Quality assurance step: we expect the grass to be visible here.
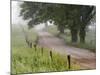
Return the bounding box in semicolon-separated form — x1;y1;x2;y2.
11;25;80;74
47;25;96;52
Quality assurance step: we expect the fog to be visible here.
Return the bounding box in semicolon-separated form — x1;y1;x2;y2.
12;1;49;30
12;1;30;26
12;1;95;31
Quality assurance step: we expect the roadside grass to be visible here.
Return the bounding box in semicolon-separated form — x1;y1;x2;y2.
11;25;80;74
47;25;96;52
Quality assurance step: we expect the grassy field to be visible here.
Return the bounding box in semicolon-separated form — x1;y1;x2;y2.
47;25;96;52
11;25;79;74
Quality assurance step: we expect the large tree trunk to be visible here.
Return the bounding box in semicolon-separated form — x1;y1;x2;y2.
79;25;86;43
58;25;64;34
59;27;64;34
70;28;78;43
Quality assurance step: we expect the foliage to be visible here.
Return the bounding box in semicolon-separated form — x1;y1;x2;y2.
11;25;80;74
47;25;96;52
20;1;96;43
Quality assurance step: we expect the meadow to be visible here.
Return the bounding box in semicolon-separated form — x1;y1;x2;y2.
11;25;79;74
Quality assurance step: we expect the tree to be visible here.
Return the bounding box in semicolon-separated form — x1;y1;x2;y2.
19;2;80;43
79;6;96;43
20;2;45;29
20;2;95;43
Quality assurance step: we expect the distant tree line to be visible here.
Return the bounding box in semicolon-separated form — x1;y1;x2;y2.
20;1;96;43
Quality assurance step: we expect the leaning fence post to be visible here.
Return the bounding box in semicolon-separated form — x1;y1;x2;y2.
41;47;43;55
34;44;37;51
50;50;52;60
67;55;71;69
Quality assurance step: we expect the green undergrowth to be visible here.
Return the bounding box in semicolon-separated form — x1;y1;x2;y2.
11;25;80;74
12;46;80;74
47;25;96;52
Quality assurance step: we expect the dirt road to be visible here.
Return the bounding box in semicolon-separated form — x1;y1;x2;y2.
37;29;96;70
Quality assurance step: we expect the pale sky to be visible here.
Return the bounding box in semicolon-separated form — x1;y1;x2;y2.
11;1;53;30
12;1;28;25
11;1;45;30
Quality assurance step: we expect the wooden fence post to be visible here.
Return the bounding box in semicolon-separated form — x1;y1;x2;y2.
41;47;43;55
67;55;71;69
50;51;52;60
34;44;37;51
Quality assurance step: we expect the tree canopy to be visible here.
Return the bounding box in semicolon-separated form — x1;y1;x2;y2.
20;1;96;43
